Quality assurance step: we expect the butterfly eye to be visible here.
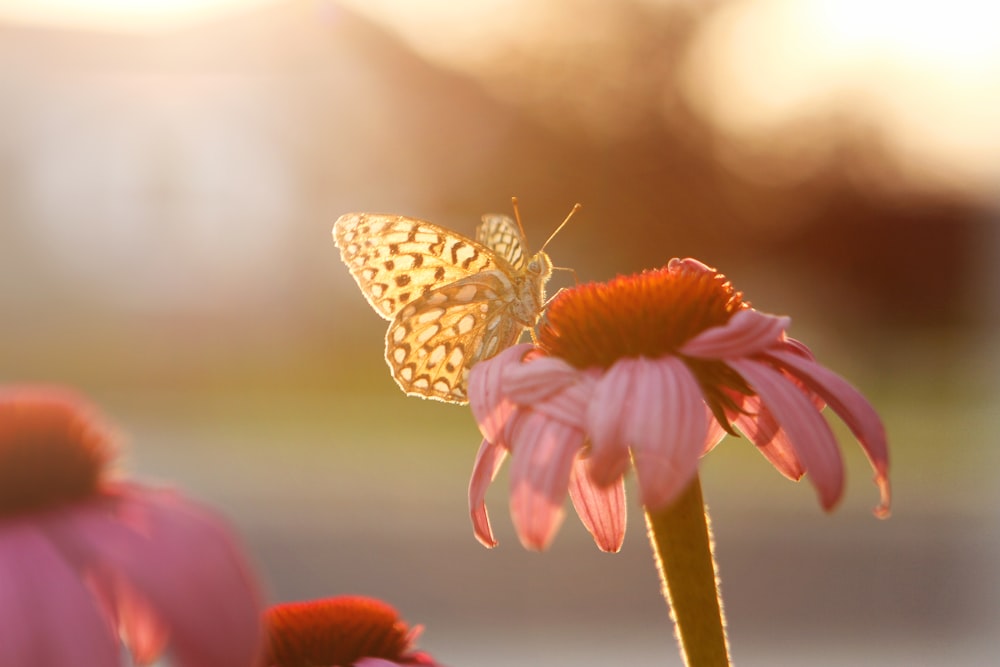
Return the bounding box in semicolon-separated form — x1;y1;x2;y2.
528;259;540;273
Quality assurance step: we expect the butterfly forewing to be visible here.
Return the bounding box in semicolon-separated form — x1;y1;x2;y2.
332;209;554;405
334;213;500;319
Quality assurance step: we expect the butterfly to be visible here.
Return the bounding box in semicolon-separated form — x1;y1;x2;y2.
332;199;578;404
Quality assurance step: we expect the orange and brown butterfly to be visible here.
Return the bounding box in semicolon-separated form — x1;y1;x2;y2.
332;199;578;404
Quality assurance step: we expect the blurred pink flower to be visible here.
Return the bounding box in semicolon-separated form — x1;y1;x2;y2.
0;386;262;666
263;595;443;667
469;258;891;551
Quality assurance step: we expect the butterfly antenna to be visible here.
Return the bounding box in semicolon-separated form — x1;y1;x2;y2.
540;203;582;253
511;196;528;239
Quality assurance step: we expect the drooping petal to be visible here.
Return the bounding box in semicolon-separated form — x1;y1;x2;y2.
731;391;777;445
703;402;729;454
748;429;806;482
567;455;626;552
46;486;263;667
729;359;844;510
778;335;816;360
468;438;508;548
508;412;584;551
626;357;710;510
765;348;891;517
468;344;532;447
0;520;119;667
681;309;790;358
771;339;827;413
715;386;804;478
731;393;805;480
585;359;641;486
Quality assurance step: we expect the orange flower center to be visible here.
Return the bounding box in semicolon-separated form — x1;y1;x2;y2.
539;260;747;368
264;596;413;667
538;260;752;428
0;387;112;518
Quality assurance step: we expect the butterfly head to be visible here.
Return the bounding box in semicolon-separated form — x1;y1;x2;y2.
527;250;553;280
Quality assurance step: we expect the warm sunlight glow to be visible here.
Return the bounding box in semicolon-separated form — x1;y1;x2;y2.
334;0;530;65
681;0;1000;192
0;0;280;31
332;0;684;142
333;0;1000;195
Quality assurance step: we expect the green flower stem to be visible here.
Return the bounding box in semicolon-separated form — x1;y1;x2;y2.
644;474;730;666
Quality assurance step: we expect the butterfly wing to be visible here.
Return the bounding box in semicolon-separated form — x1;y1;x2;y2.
385;272;527;403
477;214;526;270
334;212;501;319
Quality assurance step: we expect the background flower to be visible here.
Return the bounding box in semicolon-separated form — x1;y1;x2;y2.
0;385;262;666
263;595;443;667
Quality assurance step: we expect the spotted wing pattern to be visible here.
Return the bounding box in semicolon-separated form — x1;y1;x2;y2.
476;214;525;270
333;211;551;404
384;273;525;403
334;213;500;319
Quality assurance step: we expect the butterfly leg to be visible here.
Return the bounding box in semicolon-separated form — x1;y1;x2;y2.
543;285;573;309
551;265;579;286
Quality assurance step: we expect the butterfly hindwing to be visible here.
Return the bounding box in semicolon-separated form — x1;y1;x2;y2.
384;273;525;403
477;214;526;270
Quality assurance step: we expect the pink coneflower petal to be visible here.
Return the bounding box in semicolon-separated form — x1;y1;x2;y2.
46;485;262;666
765;348;891;517
585;360;641;486
680;309;789;358
668;256;715;274
730;394;806;480
567;457;626;552
729;393;777;445
0;522;119;667
502;355;581;404
586;357;710;508
703;405;729;454
511;366;595;430
469;438;508;548
752;429;806;481
626;357;710;510
729;359;844;510
508;412;582;550
468;344;532;447
780;336;817;360
100;580;169;666
770;340;827;413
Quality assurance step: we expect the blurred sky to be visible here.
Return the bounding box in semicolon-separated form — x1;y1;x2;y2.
1;1;998;665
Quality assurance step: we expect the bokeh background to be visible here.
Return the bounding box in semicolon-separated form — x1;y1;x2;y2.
2;1;998;664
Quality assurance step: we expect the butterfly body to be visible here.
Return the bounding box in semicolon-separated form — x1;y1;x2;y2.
333;211;553;404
